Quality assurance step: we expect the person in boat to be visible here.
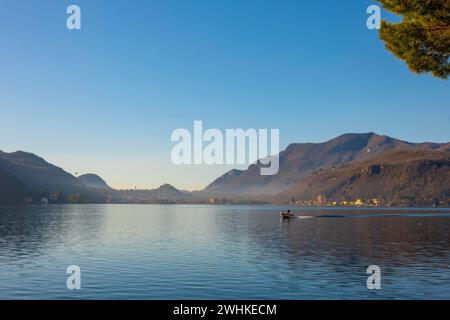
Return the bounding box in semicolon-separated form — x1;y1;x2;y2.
280;209;294;218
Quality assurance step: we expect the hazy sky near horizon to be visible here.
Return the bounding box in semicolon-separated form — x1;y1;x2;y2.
1;0;449;190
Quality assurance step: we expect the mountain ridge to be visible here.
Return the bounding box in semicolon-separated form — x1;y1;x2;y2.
0;150;85;194
276;149;450;206
77;174;112;190
203;132;449;196
0;132;449;206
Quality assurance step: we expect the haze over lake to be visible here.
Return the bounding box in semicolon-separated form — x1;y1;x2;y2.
0;204;449;299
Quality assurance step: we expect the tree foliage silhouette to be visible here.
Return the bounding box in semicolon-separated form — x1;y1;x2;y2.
378;0;450;79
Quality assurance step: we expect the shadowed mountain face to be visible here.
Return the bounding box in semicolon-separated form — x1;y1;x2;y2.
0;149;196;203
0;150;84;194
77;174;111;190
0;169;29;204
203;133;448;196
277;150;450;206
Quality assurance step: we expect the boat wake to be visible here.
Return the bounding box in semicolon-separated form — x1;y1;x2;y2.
291;213;450;220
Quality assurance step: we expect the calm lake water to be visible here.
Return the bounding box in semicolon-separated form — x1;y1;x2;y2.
0;204;449;299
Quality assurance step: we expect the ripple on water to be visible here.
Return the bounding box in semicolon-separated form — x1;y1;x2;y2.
0;204;449;299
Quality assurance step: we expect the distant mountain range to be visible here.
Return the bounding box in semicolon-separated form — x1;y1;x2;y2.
0;133;449;206
276;149;450;206
77;174;111;190
204;132;449;197
115;183;199;204
0;150;85;194
0;150;201;204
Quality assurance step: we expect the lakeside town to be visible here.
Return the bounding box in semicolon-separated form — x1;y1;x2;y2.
24;189;450;208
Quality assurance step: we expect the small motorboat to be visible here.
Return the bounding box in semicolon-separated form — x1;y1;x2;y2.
280;211;295;219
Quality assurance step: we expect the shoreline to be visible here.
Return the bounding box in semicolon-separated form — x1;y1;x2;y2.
2;203;450;211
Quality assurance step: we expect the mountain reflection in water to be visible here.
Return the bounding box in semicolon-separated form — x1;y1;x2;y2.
0;205;449;299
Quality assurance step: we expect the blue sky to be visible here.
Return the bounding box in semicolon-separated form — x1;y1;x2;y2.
0;0;449;190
